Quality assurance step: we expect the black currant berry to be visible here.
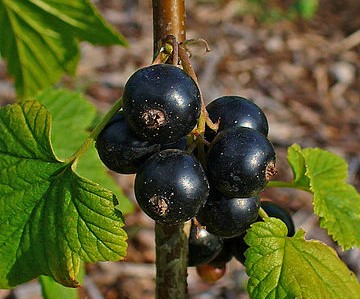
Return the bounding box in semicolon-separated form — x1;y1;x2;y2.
188;220;224;267
122;64;201;144
227;234;248;265
160;136;187;151
96;112;161;174
207;242;233;269
134;149;209;225
261;201;295;237
206;95;268;141
207;126;276;198
197;192;260;238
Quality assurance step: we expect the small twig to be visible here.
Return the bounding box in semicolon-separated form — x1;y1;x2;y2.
178;45;218;134
181;38;211;56
331;29;360;53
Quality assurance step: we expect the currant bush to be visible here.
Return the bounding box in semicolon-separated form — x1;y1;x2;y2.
95;62;279;284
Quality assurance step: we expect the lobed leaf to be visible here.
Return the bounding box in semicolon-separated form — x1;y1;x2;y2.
0;100;127;288
0;0;127;98
245;217;360;299
36;88;133;214
286;144;360;249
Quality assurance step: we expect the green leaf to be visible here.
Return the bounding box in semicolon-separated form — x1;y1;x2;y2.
245;217;360;299
36;88;134;214
293;0;318;19
286;144;310;189
36;88;97;159
286;144;360;249
39;265;85;299
0;100;127;288
39;276;78;299
0;0;127;98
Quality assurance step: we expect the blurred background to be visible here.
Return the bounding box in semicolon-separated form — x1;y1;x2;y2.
0;0;359;298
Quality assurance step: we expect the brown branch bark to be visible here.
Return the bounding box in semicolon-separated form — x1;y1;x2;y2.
155;222;190;299
152;1;190;299
152;0;186;55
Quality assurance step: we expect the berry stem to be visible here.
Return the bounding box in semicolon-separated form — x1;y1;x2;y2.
267;180;310;192
178;45;216;167
258;207;269;219
65;98;123;167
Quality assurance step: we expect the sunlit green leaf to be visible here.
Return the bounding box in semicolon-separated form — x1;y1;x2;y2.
245;217;360;299
286;144;360;249
0;100;127;288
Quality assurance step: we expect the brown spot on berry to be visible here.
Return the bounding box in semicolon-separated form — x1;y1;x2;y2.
142;108;166;129
149;195;169;217
265;161;277;181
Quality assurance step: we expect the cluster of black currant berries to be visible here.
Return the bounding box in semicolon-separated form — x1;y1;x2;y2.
96;63;295;282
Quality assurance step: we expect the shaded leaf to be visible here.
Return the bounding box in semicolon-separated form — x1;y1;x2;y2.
0;0;127;98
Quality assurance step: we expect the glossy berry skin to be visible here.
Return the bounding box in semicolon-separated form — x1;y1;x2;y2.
206;96;269;141
96;113;161;174
261;201;295;237
197;192;260;238
122;64;201;144
134;149;209;225
196;264;226;283
207;126;276;198
188;220;224;267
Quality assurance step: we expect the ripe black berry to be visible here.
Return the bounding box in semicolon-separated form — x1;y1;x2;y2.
134;149;209;225
206;96;268;140
207;243;233;268
188;220;224;267
96;112;161;174
227;234;248;265
197;192;260;238
160;136;187;151
122;64;201;144
207;126;276;198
